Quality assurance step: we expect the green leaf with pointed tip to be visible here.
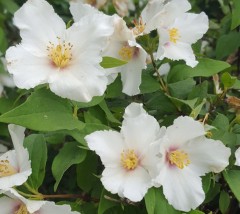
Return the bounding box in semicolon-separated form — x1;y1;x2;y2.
219;191;230;214
221;72;237;90
0;88;85;131
52;142;87;191
100;57;127;68
223;170;240;201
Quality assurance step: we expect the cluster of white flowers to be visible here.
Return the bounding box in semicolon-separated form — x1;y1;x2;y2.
6;0;208;102
0;125;78;213
85;103;231;212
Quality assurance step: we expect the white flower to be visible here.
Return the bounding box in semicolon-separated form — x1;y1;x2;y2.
85;103;165;202
156;12;209;67
113;0;135;17
153;63;170;76
0;124;31;190
6;0;114;102
154;116;231;212
103;16;148;96
70;0;107;9
0;188;79;214
235;147;240;166
133;0;191;36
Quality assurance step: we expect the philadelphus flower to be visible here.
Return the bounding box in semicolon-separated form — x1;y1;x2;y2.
70;0;107;9
0;188;79;214
85;103;165;202
103;16;148;96
70;2;147;96
133;0;191;36
156;11;209;67
154;116;231;211
6;0;114;102
0;124;31;190
113;0;135;17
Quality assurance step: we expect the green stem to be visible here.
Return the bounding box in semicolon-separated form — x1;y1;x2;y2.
24;183;40;195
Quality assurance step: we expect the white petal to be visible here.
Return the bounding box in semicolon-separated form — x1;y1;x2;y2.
121;103;162;151
85;130;125;167
13;0;65;52
121;45;147;96
176;12;209;44
39;201;79;214
165;116;206;147
235;147;240;166
157;63;170;76
185;138;230;175
0;196;17;213
156;166;205;212
6;45;54;89
157;40;198;67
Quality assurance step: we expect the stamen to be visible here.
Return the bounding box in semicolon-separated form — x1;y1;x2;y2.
118;45;135;61
168;28;180;43
121;149;139;170
47;37;73;68
168;150;190;169
133;17;145;35
15;204;29;214
0;159;17;177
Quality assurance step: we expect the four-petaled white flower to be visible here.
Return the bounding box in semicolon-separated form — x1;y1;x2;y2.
154;116;231;212
85;103;165;202
0;188;79;214
0;124;31;190
156;12;209;67
6;0;114;102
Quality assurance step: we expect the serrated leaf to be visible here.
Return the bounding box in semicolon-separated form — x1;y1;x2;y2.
0;88;85;131
100;57;127;68
52;142;87;191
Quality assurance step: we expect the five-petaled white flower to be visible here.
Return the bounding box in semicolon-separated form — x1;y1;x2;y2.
6;0;114;102
0;188;79;214
154;116;230;212
156;12;209;67
85;103;165;202
0;124;31;190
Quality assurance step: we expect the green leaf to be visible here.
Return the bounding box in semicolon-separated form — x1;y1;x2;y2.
221;72;237;90
100;57;127;68
0;88;85;131
52;142;87;191
99;100;121;124
98;189;118;214
216;32;240;59
212;114;229;131
24;134;47;190
231;0;240;29
188;211;205;214
168;78;196;99
0;27;8;53
168;59;230;83
166;95;198;110
74;95;105;109
223;170;240;201
140;71;160;94
144;188;180;214
0;0;19;14
219;191;230;214
190;99;206;119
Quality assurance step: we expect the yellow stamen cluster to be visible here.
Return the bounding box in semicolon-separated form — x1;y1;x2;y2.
47;37;73;68
0;159;17;177
133;17;145;35
169;28;180;43
118;45;135;61
168;150;190;169
15;204;29;214
121;149;139;170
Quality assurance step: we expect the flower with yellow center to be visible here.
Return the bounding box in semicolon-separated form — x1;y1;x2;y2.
85;103;164;202
0;124;31;190
6;0;114;102
118;45;135;61
0;188;79;214
154;116;231;212
168;28;180;44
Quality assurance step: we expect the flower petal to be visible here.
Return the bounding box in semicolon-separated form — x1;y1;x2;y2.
85;130;125;167
39;201;79;214
0;196;18;213
156;166;205;212
13;0;65;52
235;147;240;166
165;116;205;146
185;138;230;176
6;45;54;89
